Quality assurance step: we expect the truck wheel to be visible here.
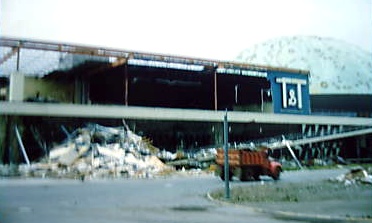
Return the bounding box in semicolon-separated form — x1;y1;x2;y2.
239;168;249;181
272;167;281;180
253;174;260;181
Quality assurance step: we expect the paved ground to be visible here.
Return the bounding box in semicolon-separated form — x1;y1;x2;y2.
0;169;369;223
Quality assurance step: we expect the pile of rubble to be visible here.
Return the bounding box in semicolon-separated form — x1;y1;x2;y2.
329;166;372;186
158;148;217;170
16;123;173;180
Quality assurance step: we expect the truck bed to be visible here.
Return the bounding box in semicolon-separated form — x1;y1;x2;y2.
215;148;282;181
216;149;270;167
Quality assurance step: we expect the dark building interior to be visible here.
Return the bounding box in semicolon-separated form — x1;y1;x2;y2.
311;94;372;117
88;64;271;111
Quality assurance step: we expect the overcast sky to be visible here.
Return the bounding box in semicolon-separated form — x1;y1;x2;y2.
2;0;371;60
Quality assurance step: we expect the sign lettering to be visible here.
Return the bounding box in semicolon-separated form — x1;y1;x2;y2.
275;77;307;110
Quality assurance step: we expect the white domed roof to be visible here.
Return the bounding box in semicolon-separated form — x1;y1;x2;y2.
236;36;372;95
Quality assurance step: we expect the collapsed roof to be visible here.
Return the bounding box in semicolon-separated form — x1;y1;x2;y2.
0;37;309;78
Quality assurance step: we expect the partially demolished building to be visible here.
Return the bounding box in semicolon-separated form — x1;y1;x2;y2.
1;37;371;173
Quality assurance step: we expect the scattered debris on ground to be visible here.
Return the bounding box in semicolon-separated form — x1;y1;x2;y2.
329;166;372;185
210;168;372;219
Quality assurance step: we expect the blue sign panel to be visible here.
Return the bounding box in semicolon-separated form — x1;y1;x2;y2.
267;71;311;115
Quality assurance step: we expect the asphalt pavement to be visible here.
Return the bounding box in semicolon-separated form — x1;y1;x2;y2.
0;169;359;223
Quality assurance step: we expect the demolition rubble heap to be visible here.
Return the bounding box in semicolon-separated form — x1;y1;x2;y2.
329;166;372;186
18;124;173;179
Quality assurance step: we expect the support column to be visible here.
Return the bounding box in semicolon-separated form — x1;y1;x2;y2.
356;136;361;159
315;124;319;136
9;72;24;102
124;64;129;106
74;78;82;104
302;124;306;136
214;69;218;111
0;116;7;164
4;116;23;164
212;123;223;146
327;125;332;135
319;125;325;136
81;78;88;104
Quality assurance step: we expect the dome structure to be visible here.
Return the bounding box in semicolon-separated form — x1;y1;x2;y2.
236;36;372;95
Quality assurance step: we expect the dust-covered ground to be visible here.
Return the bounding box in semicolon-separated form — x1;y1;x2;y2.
210;167;372;220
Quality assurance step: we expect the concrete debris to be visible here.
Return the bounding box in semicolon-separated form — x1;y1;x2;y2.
329;167;372;186
0;164;20;177
14;123;173;179
157;150;178;162
165;148;217;170
281;156;347;169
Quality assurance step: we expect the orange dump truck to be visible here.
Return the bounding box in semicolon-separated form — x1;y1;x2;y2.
216;148;282;181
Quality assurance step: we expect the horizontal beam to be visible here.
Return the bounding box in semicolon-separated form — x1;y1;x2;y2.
1;102;372;126
292;128;372;146
269;128;372;149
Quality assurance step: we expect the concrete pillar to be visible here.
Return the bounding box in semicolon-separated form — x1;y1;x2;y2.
315;124;319;136
335;142;341;157
306;125;313;137
74;78;87;104
327;125;332;135
323;145;328;160
356;137;361;159
332;125;337;134
302;124;306;136
4;117;23;164
319;125;325;136
5;72;25;163
213;70;218;111
9;72;24;101
359;135;367;148
0;116;7;164
212;123;224;146
124;64;129;106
